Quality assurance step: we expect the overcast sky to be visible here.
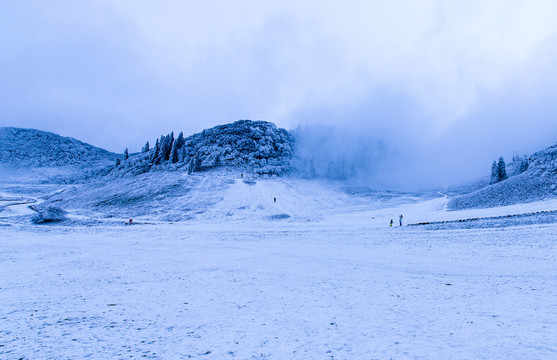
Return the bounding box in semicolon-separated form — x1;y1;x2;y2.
2;0;557;187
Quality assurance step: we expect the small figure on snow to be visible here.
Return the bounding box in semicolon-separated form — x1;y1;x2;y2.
390;219;393;227
399;215;403;226
274;197;276;203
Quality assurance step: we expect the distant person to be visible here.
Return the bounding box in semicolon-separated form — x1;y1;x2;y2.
390;219;393;227
274;197;276;203
399;215;403;226
241;173;243;178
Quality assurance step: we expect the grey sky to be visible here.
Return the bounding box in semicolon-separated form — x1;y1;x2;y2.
1;0;557;187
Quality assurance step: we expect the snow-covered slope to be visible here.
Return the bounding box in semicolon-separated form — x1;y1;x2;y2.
40;169;393;223
448;142;557;210
0;127;116;169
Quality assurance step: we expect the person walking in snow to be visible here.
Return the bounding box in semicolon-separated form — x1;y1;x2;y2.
390;219;393;227
399;214;403;226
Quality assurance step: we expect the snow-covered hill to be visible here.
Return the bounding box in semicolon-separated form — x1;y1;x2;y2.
116;120;293;176
448;142;557;210
0;127;117;169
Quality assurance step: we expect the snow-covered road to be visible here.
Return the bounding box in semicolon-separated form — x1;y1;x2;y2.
1;221;556;359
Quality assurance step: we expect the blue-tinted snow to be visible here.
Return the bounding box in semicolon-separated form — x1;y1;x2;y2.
448;143;557;210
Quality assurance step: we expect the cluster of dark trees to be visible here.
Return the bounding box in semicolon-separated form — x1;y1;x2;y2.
490;155;529;184
490;157;508;184
149;131;185;165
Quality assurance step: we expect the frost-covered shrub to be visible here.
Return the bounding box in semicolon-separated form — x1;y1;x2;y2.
31;205;67;223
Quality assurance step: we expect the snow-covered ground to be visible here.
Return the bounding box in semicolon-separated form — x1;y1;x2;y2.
1;178;557;359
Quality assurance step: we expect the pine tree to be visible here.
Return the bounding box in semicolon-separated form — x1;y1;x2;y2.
170;139;178;164
151;138;160;163
161;133;174;161
142;141;150;153
490;161;498;184
159;135;167;162
187;152;202;174
124;148;129;160
176;131;185;149
497;156;508;182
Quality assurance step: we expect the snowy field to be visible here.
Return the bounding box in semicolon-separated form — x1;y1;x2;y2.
1;180;557;359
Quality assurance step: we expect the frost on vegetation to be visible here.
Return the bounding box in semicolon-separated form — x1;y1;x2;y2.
116;120;294;176
0;127;116;169
449;143;557;210
31;204;67;224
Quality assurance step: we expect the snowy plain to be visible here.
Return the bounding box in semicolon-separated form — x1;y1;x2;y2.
1;175;557;359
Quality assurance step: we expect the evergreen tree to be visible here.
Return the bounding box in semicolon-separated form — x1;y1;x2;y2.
176;131;185;149
490;161;498;184
159;135;167;162
142;141;150;153
497;156;508;182
170;139;178;164
124;148;129;160
161;133;174;161
187;152;202;174
151;138;160;163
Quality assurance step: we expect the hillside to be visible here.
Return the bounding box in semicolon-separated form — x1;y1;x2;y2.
448;142;557;210
0;127;116;169
38;169;386;223
116;120;293;176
